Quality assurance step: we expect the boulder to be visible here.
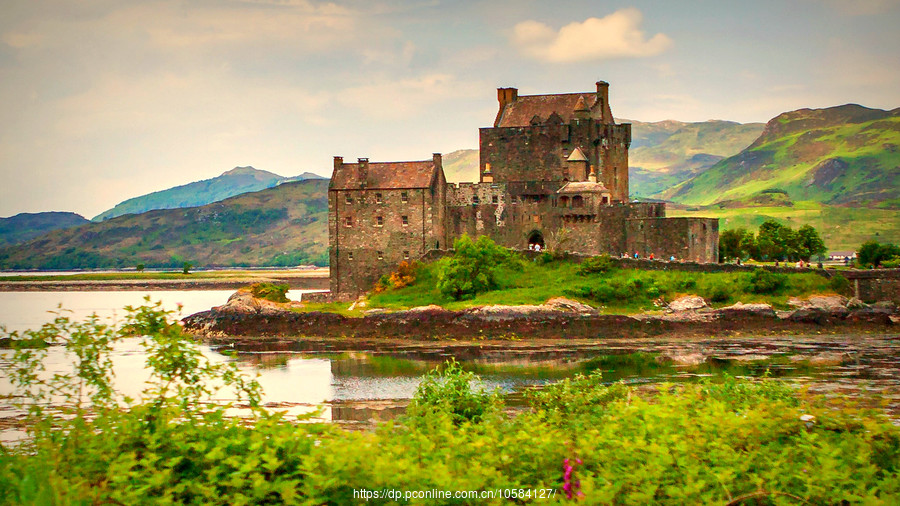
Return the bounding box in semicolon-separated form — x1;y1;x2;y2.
657;351;706;366
543;297;595;313
217;290;288;315
787;295;849;311
718;301;776;316
667;295;708;312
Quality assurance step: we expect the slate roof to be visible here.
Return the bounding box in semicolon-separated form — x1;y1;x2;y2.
330;160;438;190
567;147;588;162
496;93;601;128
557;181;610;194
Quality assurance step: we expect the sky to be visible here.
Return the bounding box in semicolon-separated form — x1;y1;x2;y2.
1;0;898;219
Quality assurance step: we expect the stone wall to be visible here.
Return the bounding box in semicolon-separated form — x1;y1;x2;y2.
625;217;719;263
478;120;631;202
329;186;445;299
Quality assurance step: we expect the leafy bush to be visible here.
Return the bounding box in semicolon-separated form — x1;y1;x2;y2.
884;257;900;268
749;268;786;294
2;311;899;505
829;273;852;295
249;282;290;303
858;240;900;267
407;359;499;424
437;235;519;300
374;261;418;293
707;282;733;303
578;254;616;275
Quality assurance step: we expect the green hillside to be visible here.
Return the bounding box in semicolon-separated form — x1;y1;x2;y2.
0;179;329;270
0;212;89;246
660;105;900;207
93;166;324;222
442;149;479;182
626;119;764;197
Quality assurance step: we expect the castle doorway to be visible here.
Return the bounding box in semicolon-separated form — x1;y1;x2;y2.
527;230;544;250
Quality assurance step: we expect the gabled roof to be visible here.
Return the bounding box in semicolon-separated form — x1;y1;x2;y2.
496;93;600;127
330;160;438;190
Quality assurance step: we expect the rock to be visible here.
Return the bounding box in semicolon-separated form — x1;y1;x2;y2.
871;301;898;312
405;304;446;313
363;308;386;315
657;351;706;366
667;295;708;312
465;304;555;321
718;301;776;316
217;290;288;315
788;295;849;311
543;297;595;313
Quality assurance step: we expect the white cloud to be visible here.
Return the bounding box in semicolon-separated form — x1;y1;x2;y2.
511;8;672;63
337;73;482;120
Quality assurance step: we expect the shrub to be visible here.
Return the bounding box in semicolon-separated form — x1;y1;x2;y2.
373;261;419;293
708;283;732;303
250;282;290;303
578;254;616;275
829;273;852;295
883;257;900;269
749;268;786;294
437;235;518;300
407;359;499;424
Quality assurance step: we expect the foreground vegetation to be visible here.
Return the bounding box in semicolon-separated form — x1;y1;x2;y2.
1;306;898;504
354;237;839;313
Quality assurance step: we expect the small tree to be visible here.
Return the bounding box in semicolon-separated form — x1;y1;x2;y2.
756;220;798;261
182;262;193;274
795;225;827;261
135;263;145;272
857;240;900;267
719;228;754;262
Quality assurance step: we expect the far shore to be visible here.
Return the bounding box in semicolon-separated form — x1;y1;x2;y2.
0;268;329;292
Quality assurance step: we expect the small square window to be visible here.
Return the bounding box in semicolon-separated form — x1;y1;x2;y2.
401;215;408;226
492;195;499;204
473;196;480;205
375;216;384;227
375;193;383;204
345;194;353;205
403;250;410;260
343;216;352;227
377;251;384;260
400;192;408;203
348;252;353;260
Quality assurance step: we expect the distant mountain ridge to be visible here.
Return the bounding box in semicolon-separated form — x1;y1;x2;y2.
623;119;765;197
0;212;89;247
92;166;325;221
659;104;900;207
0;180;329;270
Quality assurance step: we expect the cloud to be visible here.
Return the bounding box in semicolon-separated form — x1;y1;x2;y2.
337;73;483;120
511;8;672;63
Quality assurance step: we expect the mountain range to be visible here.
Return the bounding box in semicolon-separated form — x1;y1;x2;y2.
659;104;900;207
1;104;897;267
0;180;328;270
92;166;324;222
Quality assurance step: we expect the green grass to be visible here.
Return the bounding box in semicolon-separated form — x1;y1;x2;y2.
362;255;834;313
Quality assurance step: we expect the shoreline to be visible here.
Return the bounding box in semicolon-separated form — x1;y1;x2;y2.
0;269;329;292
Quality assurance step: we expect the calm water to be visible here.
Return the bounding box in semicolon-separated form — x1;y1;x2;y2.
2;290;899;440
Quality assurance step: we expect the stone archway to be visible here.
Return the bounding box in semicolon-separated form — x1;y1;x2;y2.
527;230;545;250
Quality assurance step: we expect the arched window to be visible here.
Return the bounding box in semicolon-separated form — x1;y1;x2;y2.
572;195;584;208
560;196;570;207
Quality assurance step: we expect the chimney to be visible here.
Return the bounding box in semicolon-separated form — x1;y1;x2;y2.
497;87;518;108
357;157;368;188
333;156;343;171
432;152;442;169
596;81;610;124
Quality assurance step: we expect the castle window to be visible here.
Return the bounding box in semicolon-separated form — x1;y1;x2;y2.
348;252;353;261
560;196;570;208
375;193;383;204
400;192;408;203
602;196;609;205
403;250;410;260
401;215;409;226
473;195;480;205
343;216;352;227
377;251;384;260
345;194;353;205
573;195;584;208
492;195;499;204
375;216;384;227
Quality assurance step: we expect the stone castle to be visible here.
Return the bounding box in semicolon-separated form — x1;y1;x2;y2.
328;81;719;298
